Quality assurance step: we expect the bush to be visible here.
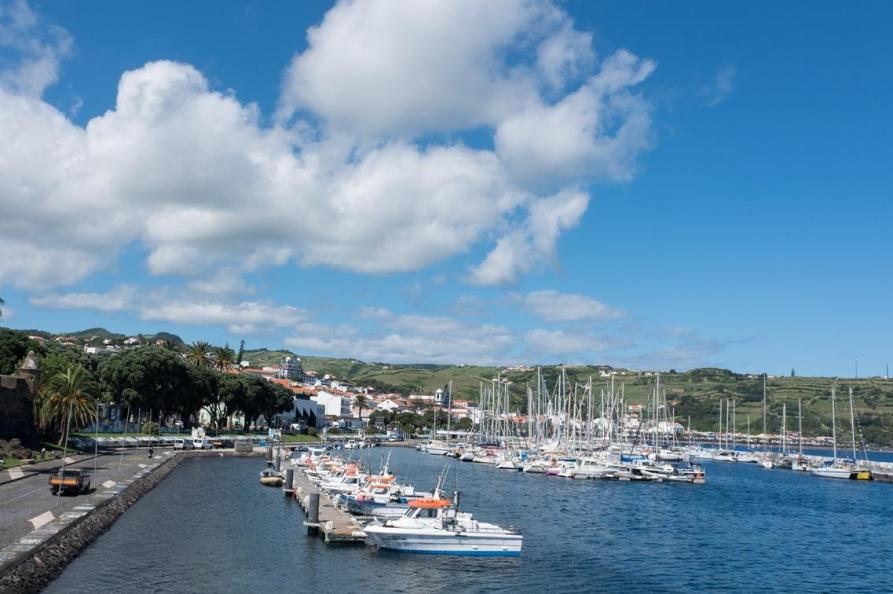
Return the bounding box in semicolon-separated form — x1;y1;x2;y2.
141;421;160;436
306;427;318;437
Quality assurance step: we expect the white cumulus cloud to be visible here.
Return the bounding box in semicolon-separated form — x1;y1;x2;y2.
285;308;516;365
523;290;625;321
0;0;655;292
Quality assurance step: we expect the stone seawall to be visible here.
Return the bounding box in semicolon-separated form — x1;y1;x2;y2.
0;450;262;594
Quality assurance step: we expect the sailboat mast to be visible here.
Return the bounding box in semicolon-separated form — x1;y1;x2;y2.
726;398;732;449
848;387;857;462
446;380;452;449
798;399;803;456
732;399;737;452
762;374;767;436
830;386;838;464
718;398;723;450
654;373;660;448
782;403;787;455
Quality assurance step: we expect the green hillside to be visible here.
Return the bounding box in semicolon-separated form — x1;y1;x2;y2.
10;326;889;445
288;356;893;445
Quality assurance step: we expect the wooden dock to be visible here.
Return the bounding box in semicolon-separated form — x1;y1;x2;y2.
291;469;367;544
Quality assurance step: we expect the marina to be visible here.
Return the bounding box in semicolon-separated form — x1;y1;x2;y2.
40;447;893;593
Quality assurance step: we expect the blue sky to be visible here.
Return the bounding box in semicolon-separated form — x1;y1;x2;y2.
1;0;890;376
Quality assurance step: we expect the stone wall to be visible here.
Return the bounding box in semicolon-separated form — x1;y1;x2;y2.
0;375;36;445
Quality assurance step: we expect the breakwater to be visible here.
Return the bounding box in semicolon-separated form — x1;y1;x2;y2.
0;450;261;594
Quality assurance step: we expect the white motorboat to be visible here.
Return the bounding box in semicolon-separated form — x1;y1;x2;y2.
364;498;523;556
424;440;451;456
495;455;520;470
569;457;612;479
651;448;686;463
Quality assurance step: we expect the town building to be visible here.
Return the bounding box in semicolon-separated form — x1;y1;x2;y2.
278;356;304;381
312;389;353;418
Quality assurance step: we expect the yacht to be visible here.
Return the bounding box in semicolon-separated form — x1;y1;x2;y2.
364;497;523;556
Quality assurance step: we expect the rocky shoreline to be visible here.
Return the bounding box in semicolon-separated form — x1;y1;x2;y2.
0;450;262;594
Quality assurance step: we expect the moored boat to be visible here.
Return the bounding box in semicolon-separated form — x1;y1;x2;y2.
260;469;284;487
364;497;523;556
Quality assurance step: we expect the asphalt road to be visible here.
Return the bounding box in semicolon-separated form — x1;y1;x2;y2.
0;449;167;551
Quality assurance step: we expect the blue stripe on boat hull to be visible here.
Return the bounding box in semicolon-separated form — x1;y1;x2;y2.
380;549;521;557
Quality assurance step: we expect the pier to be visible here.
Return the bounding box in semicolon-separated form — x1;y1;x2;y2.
290;469;366;544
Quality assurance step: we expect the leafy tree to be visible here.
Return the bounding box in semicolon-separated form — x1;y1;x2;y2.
185;365;219;428
261;383;294;429
233;377;294;431
230;376;271;431
186;341;212;367
36;365;99;445
368;409;394;428
0;296;4;318
236;339;245;366
100;346;195;425
160;338;181;352
205;373;246;431
0;328;38;375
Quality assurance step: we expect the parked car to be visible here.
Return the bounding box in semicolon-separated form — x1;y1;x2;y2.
49;468;91;495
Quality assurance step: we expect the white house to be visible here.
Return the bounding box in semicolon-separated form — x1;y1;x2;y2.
312;390;353;417
376;399;402;413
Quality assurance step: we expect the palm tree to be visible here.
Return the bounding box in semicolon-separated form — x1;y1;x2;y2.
0;296;4;319
212;344;236;372
354;394;368;424
160;338;180;351
37;365;99;445
186;341;212;367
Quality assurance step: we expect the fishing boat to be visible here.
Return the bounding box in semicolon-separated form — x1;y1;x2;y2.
364;496;523;556
343;483;434;519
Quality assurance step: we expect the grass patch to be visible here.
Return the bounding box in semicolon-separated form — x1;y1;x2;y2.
281;434;322;443
1;458;32;468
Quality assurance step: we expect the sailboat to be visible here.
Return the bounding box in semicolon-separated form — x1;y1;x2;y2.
791;399;810;471
810;387;872;480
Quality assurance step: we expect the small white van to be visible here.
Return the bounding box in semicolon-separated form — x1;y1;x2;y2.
173;438;193;450
192;438;212;450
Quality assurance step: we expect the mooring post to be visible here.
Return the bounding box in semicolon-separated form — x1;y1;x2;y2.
274;451;281;471
265;444;273;463
284;468;294;492
307;492;320;536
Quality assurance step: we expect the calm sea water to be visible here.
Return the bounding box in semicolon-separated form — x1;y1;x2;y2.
44;448;893;593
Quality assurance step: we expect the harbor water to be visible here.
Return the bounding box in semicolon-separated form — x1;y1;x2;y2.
44;448;893;593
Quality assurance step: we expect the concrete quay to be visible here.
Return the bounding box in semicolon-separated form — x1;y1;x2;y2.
290;467;367;545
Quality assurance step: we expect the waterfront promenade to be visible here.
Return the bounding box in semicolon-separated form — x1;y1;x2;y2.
0;449;168;563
